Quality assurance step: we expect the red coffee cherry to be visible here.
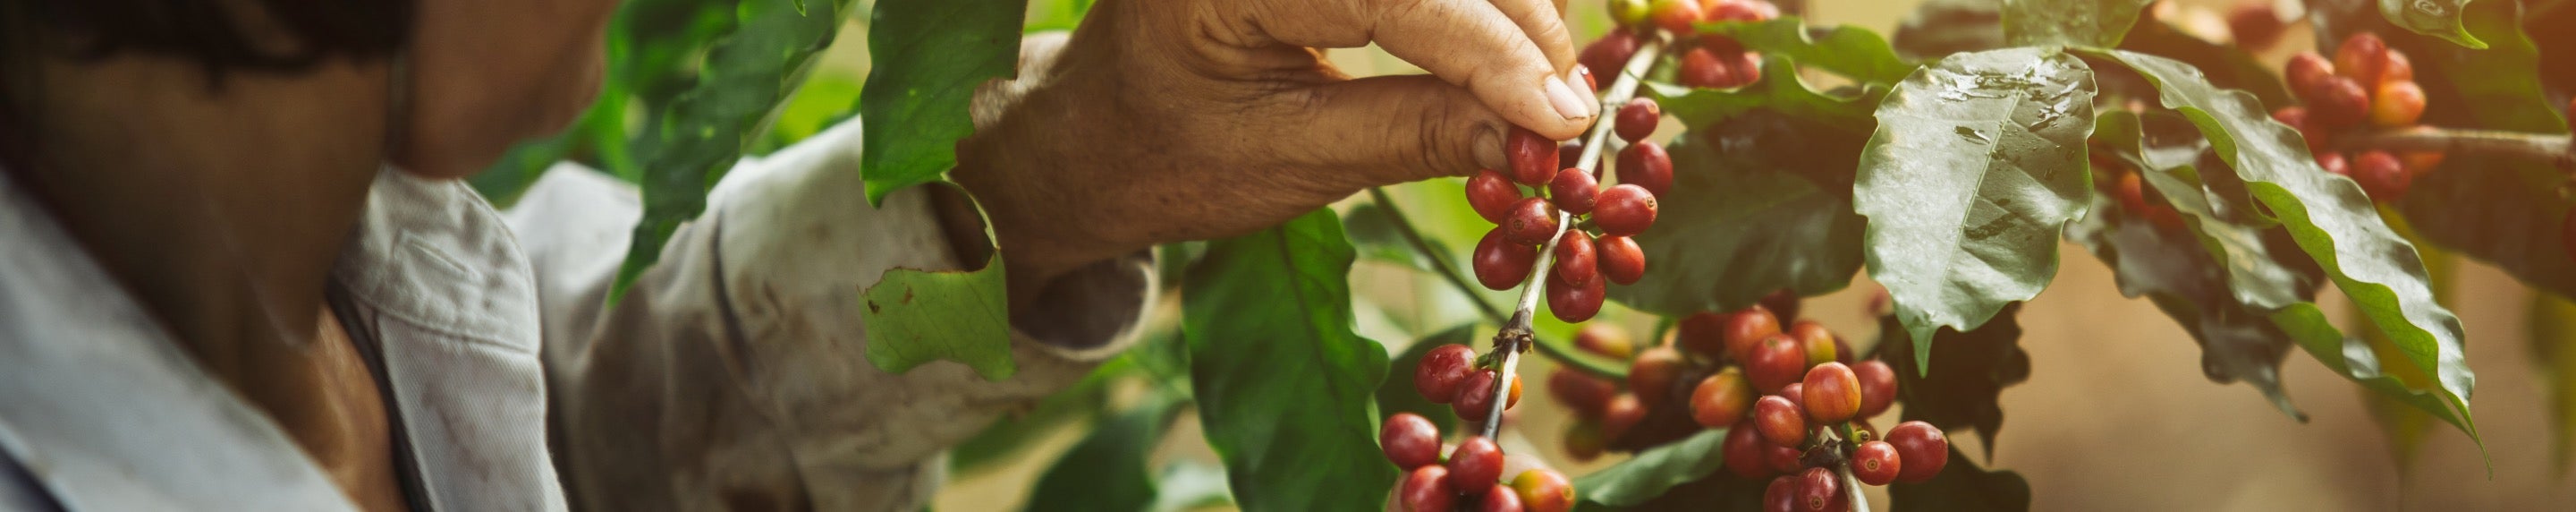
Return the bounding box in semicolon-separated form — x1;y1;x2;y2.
1707;0;1775;21
1573;324;1637;359
1775;383;1803;411
1602;393;1648;440
1886;421;1950;483
1852;440;1902;486
1467;170;1524;224
2334;32;2390;86
1381;413;1443;469
1759;288;1802;324
2402;151;2445;175
1474;229;1538;291
2384;51;2414;82
1416;344;1477;404
1752;395;1806;447
1677;47;1733;89
1546;269;1607;322
1400;465;1455;512
1550;168;1600;215
2316;151;2351;176
1747;334;1808;393
1617;141;1674;197
1553;232;1598;288
1548;367;1619;417
1559;141;1587;171
1453;370;1525;421
1594;184;1659;236
1690;367;1757;428
1504;197;1562;245
1676;311;1729;358
2370;80;2427;127
1448;436;1506;491
1789;320;1837;366
1512;469;1576;512
2353;150;2410;202
1580;30;1642;82
1724;421;1773;479
1649;0;1705;35
2285;52;2335;100
2273;107;2332;153
1508;127;1561;185
1726;51;1763;87
1852;359;1898;419
1562;420;1607;462
1798;467;1840;512
2309;76;2371;128
1615;98;1662;142
1596;235;1647;285
1479;483;1524;512
1722;308;1784;363
1628;346;1688;406
1801;362;1862;424
1762;475;1799;512
2227;2;2284;48
1765;441;1804;474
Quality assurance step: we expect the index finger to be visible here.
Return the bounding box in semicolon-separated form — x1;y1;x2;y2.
1231;0;1598;140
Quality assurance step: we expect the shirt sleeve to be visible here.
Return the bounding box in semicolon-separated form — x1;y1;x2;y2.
503;119;1154;512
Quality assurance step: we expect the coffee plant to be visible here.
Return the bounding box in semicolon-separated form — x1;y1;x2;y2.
469;0;2576;508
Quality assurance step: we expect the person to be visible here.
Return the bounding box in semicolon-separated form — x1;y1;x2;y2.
0;0;1596;509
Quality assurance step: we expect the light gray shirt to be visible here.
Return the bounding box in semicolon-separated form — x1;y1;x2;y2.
0;121;1151;511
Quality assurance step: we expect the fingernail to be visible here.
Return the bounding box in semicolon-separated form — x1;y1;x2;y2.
1473;126;1507;171
1545;75;1589;121
1570;69;1600;117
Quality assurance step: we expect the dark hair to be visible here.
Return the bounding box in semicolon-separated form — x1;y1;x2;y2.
13;0;415;73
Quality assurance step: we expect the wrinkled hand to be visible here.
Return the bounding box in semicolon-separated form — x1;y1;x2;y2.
953;0;1595;298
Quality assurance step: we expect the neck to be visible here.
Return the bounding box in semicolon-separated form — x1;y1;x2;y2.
9;53;391;389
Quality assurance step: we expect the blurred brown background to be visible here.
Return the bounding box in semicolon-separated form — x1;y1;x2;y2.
926;0;2576;509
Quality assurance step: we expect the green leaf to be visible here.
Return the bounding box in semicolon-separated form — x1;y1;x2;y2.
1572;429;1733;508
2529;292;2576;473
1647;58;1880;132
2114;19;2295;109
2380;0;2486;48
1606;134;1865;315
2087;49;2479;441
1024;393;1185;512
1854;47;2097;367
614;0;858;301
1693;17;1917;86
860;0;1028;204
861;249;1016;380
1343;201;1455;275
1873;309;2029;456
1891;0;2006;60
2000;0;2151;47
2387;0;2575;301
1885;446;2032;512
2065;190;2312;421
2344;207;2469;469
1182;209;1396;511
2272;303;2474;439
1377;325;1474;434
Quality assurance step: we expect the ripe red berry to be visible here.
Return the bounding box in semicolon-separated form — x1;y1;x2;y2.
1690;367;1756;428
2384;50;2414;82
2370;80;2427;127
1759;289;1802;324
1400;465;1455;512
1677;47;1733;89
1676;311;1729;359
1722;308;1784;363
2334;32;2391;87
2227;2;2284;48
1558;141;1586;171
1798;467;1840;512
1448;436;1506;491
1548;367;1619;417
1602;393;1648;440
1593;184;1659;236
1573;323;1637;359
1616;141;1674;197
1417;344;1477;404
1886;421;1950;483
1627;346;1687;406
1707;0;1775;21
1852;440;1902;486
1596;235;1648;285
1479;483;1524;512
1789;320;1837;365
2285;52;2336;101
2309;76;2371;128
1727;51;1763;87
1852;359;1897;419
2316;151;2351;176
1453;370;1524;420
1504;197;1562;245
1580;30;1643;83
1801;363;1862;424
1546;269;1606;322
1747;334;1807;393
1763;475;1799;512
1549;168;1599;215
1776;383;1803;408
2273;107;2332;153
1474;228;1538;291
1381;413;1443;469
1467;170;1523;224
2353;150;2410;202
1765;441;1804;474
1649;0;1704;35
1752;395;1806;447
1724;422;1772;479
1554;231;1598;286
1508;127;1560;185
1615;98;1661;142
1512;469;1576;512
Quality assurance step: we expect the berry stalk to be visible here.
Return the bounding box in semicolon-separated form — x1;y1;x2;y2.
1479;33;1671;439
2334;126;2576;171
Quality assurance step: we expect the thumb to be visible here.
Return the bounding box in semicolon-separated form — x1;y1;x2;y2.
1277;74;1524;187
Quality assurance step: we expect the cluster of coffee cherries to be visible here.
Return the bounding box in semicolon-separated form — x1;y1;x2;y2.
1466;113;1667;323
1382;413;1577;512
1587;0;1778;90
1416;343;1528;422
2271;32;2438;203
1550;299;1951;511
